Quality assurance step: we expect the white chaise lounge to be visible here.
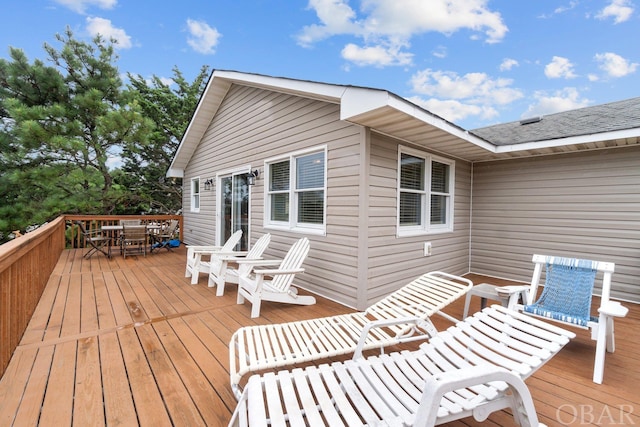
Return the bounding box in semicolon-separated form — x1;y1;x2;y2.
229;271;473;398
229;305;575;427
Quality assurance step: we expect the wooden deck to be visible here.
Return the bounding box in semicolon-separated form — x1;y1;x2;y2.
0;248;638;426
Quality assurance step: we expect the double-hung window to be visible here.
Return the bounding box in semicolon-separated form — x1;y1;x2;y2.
398;147;454;235
191;177;200;212
266;147;326;234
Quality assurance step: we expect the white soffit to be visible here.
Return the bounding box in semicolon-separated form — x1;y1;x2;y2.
340;87;497;161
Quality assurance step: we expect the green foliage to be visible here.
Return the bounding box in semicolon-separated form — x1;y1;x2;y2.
124;65;209;213
0;27;206;240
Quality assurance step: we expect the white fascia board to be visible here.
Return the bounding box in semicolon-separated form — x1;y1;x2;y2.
166;167;184;178
213;70;345;103
167;73;232;178
496;127;640;153
340;86;497;153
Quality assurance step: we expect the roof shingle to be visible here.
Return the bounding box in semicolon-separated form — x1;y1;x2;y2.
470;97;640;145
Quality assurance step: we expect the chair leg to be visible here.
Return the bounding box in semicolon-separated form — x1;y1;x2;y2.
606;316;615;353
593;314;608;384
250;299;261;318
84;247;96;259
190;254;202;284
191;271;199;285
463;292;473;319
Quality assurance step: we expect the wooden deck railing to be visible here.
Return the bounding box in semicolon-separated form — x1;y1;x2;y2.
65;214;183;248
0;214;183;378
0;217;66;377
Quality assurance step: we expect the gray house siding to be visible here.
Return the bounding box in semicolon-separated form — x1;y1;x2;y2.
181;84;365;307
180;76;639;309
364;133;473;307
181;83;476;310
470;145;640;302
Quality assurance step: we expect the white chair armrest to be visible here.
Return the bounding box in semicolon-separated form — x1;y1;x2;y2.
352;317;435;360
235;259;280;266
254;268;305;276
193;248;227;254
187;245;223;251
417;365;540;427
216;252;251;261
599;301;628;318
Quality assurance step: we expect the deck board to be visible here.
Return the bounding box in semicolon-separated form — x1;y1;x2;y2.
0;249;638;426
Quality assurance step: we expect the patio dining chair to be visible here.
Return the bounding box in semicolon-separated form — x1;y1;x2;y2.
229;305;575;427
75;221;110;259
229;271;473;398
150;219;179;252
185;229;243;284
236;237;312;318
208;233;271;296
120;225;148;259
496;254;628;384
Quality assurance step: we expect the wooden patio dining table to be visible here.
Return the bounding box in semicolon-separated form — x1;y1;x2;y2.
101;224;162;257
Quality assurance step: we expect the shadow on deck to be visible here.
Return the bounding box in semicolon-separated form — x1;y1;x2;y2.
0;247;638;426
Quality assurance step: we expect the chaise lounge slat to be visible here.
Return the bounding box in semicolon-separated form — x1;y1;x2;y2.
229;271;473;398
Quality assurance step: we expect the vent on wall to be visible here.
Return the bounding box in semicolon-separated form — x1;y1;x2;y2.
520;116;543;125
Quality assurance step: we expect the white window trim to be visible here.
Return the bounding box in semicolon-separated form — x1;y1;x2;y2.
190;176;201;213
396;146;455;237
264;145;327;236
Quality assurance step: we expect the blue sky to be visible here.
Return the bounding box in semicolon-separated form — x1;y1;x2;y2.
1;0;638;129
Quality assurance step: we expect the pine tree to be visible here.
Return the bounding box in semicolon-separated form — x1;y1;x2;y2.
0;27;153;237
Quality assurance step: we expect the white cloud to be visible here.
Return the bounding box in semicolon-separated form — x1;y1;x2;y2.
85;17;132;49
406;96;498;123
554;1;579;14
596;0;634;23
432;46;447;59
298;0;508;67
499;58;518;71
522;87;591;118
407;68;522;123
186;19;221;55
544;56;577;79
410;69;523;105
594;52;638;77
355;0;508;43
341;42;413;66
54;0;117;14
297;0;361;47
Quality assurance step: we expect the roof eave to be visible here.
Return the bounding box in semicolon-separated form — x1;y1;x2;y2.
340;87;497;158
496;127;640;154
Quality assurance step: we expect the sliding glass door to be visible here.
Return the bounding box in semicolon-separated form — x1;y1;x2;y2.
218;172;250;251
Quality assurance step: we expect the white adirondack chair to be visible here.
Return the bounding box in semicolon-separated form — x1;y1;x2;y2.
208;233;271;296
236;237;313;318
184;229;242;285
497;254;628;384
